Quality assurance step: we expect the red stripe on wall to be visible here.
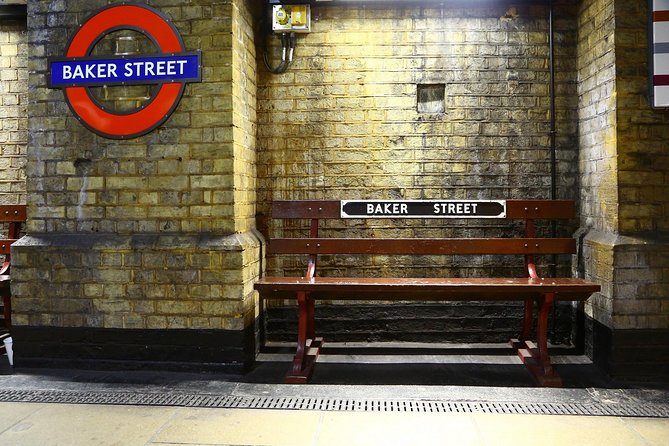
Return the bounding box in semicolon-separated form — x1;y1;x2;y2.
654;74;669;86
654;11;669;22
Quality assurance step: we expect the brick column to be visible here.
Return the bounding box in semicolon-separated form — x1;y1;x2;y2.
11;0;261;371
577;0;669;381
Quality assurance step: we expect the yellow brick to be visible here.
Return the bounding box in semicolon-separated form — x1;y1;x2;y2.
106;177;147;190
56;161;76;175
147;206;189;218
148;175;189;190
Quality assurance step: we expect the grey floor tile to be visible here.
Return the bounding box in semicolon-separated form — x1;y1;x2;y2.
0;403;45;433
314;411;481;446
150;407;321;446
0;403;177;446
471;413;659;446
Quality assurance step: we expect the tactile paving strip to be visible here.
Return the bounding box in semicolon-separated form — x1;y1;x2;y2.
0;389;668;417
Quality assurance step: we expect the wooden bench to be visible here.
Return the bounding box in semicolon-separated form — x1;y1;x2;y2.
0;204;27;352
254;199;600;386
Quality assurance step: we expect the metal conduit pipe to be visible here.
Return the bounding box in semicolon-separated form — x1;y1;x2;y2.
549;0;557;205
548;0;559;342
264;32;296;75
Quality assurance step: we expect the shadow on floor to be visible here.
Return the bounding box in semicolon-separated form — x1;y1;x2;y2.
8;344;666;391
243;344;618;388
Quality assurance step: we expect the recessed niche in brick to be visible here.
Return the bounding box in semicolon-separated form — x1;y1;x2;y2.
417;84;445;114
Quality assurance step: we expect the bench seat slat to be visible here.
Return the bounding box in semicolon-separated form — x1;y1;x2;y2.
268;238;576;255
254;277;599;301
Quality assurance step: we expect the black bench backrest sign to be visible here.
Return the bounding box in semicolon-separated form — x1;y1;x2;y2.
340;200;507;219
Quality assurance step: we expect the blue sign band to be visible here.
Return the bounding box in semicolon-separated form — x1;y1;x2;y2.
49;52;201;87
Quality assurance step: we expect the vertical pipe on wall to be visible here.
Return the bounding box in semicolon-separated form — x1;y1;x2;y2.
548;0;558;342
549;0;557;204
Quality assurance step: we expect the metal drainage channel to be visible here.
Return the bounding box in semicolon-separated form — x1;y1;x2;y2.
0;389;668;418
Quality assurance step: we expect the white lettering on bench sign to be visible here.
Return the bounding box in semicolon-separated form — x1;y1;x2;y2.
433;202;478;215
367;203;409;215
342;200;506;219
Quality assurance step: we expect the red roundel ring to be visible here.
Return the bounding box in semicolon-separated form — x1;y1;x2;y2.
63;4;187;139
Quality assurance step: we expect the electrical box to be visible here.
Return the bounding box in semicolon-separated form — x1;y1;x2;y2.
272;5;311;33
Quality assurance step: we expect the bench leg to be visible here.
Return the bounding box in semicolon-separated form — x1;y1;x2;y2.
519;299;533;341
306;292;315;340
536;293;554;372
511;293;562;387
0;291;9;355
1;291;10;332
285;291;322;384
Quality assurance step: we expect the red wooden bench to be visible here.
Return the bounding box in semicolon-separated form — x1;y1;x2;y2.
254;199;600;386
0;204;27;353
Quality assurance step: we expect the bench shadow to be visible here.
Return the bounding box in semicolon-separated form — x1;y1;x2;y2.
247;344;617;388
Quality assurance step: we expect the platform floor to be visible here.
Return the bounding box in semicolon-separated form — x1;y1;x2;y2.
1;402;668;446
0;346;667;445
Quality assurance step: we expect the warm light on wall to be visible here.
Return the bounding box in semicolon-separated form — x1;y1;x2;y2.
311;0;538;3
268;0;546;5
268;0;545;5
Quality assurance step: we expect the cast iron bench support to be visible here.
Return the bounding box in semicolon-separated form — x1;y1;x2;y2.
255;200;600;386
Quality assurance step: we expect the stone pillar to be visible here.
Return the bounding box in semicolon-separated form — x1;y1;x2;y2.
11;0;261;371
577;0;669;380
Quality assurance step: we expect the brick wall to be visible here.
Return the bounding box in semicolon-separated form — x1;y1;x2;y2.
577;0;669;379
612;0;669;331
258;1;578;264
576;0;617;327
577;0;669;332
577;0;617;235
10;0;261;370
258;3;578;208
257;2;580;343
25;0;243;235
232;0;258;233
0;19;27;205
616;1;669;235
3;0;665;376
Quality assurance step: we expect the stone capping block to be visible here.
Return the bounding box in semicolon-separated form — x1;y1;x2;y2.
582;229;669;252
11;230;264;253
580;228;669;331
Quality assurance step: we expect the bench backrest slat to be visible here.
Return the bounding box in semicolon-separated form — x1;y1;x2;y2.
505;200;575;219
271;200;575;220
0;205;26;276
272;200;341;219
0;239;19;255
0;205;27;223
268;238;576;255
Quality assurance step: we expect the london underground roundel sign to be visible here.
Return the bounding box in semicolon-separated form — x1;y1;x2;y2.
48;3;201;139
